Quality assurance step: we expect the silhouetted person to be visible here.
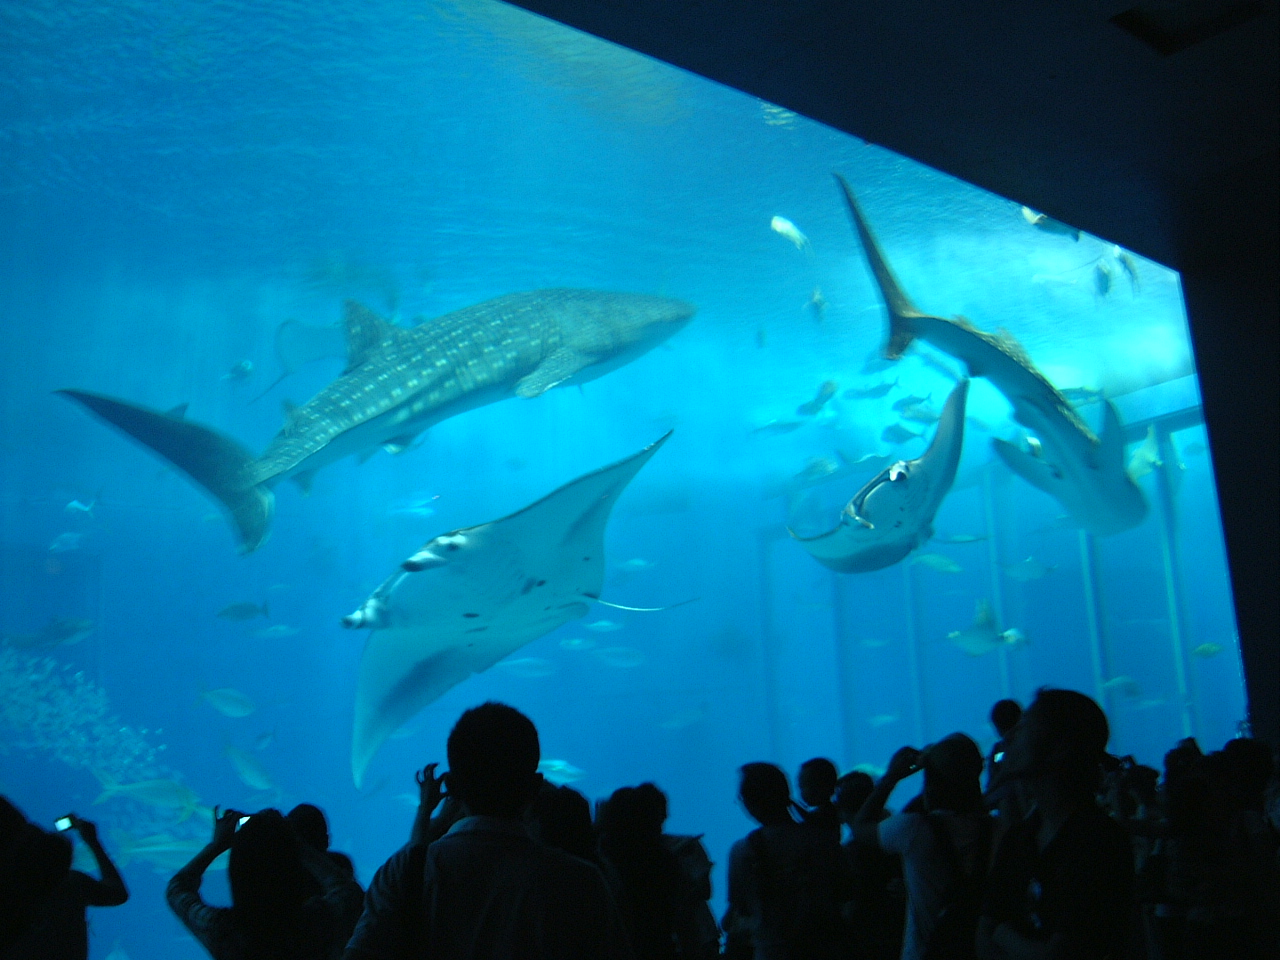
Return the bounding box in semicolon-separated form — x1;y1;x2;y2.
344;701;629;959
985;700;1021;797
638;784;720;960
287;803;358;881
723;762;851;960
529;783;628;915
168;807;364;960
977;688;1133;960
0;807;126;960
835;772;903;960
855;734;989;960
798;758;841;840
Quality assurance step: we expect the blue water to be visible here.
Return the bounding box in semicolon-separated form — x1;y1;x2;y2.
0;1;1246;954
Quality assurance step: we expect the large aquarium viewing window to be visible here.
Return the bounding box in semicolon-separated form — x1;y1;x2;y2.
0;0;1247;953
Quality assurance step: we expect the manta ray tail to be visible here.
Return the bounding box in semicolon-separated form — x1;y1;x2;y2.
57;389;273;552
834;173;920;359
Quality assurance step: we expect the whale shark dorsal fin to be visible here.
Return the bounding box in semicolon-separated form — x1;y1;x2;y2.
166;402;189;420
1098;401;1127;472
343;301;398;374
281;399;299;423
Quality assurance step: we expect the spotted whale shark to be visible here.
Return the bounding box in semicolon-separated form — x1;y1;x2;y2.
59;289;694;552
834;175;1147;536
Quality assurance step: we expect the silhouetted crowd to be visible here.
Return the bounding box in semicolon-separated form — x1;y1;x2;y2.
2;689;1278;959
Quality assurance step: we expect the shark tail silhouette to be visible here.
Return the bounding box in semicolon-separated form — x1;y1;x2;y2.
834;173;921;360
57;389;273;552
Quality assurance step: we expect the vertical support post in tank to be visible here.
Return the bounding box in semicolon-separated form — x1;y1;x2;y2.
1078;530;1112;713
756;526;783;759
982;465;1012;699
1153;426;1197;739
830;573;858;768
902;562;928;744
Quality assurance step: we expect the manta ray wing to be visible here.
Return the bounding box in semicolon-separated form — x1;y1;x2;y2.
347;431;671;786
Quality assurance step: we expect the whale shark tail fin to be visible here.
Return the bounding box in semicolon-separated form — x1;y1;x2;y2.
834;173;921;359
57;389;273;552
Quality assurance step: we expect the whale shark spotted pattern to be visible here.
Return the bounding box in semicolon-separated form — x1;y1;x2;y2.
59;289;694;552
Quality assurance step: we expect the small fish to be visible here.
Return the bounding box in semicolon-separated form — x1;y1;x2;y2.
496;657;557;678
770;215;810;250
860;637;891;649
881;423;923;444
1094;260;1113;297
388;495;440;518
200;688;256;718
793;457;840;485
867;714;899;728
1114;247;1141;293
592;646;646;668
48;532;84;553
947;600;1025;656
659;706;706;730
224;745;274;791
393;792;421;808
796;380;838;417
842;379;897;400
898;403;940;425
1020;206;1081;241
1103;676;1142;699
1002;557;1055;582
253;624;299;639
939;534;986;544
217;602;269;621
1128;425;1163;480
913;553;963;574
558;636;596;651
538;759;586;785
253;730;275;751
861;353;896;374
1192;642;1223;658
751;419;805;438
64;498;96;518
585;620;624;633
222;359;254;381
891;393;930;412
113;833;228;873
618;558;655;572
93;774;199;820
808;287;827;320
840;451;895;473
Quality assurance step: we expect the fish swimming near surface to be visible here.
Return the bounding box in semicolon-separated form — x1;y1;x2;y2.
59;290;693;553
559;636;596;651
912;553;963;574
217;602;269;622
496;657;558;678
881;422;924;445
1020;206;1081;241
1002;556;1055;582
538;759;586;785
222;360;254;382
224;744;274;791
770;216;810;250
93;774;199;821
947;600;1026;656
837;175;1147;536
64;498;96;518
843;380;897;400
200;688;256;718
585;619;624;633
388;496;440;518
797;380;838;417
1103;676;1142;699
48;532;84;553
791;380;968;573
1192;642;1223;658
341;433;669;787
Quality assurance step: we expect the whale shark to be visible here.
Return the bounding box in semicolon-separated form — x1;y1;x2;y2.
834;175;1147;536
792;380;968;573
58;289;694;552
342;432;670;787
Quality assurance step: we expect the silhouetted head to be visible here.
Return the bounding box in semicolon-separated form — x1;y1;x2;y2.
798;758;839;807
1220;738;1274;811
990;699;1023;737
739;763;792;826
286;803;329;851
922;733;985;813
633;782;669;835
229;810;312;949
446;702;540;818
833;772;875;825
531;785;596;860
1006;688;1109;800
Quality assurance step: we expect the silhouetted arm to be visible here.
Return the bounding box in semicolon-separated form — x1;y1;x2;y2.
344;845;424;959
167;808;241;951
853;746;921;846
409;762;455;845
70;816;128;906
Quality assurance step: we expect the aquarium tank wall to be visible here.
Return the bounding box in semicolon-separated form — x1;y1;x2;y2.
0;1;1248;954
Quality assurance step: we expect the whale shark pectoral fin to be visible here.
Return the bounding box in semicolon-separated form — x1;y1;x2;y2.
1098;401;1127;473
515;347;593;399
993;438;1063;495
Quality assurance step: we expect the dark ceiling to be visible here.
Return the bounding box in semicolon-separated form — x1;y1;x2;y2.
505;0;1278;269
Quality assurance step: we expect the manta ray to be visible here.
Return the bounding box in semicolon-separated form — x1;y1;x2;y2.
792;381;968;573
58;289;693;552
342;432;670;787
834;175;1147;536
